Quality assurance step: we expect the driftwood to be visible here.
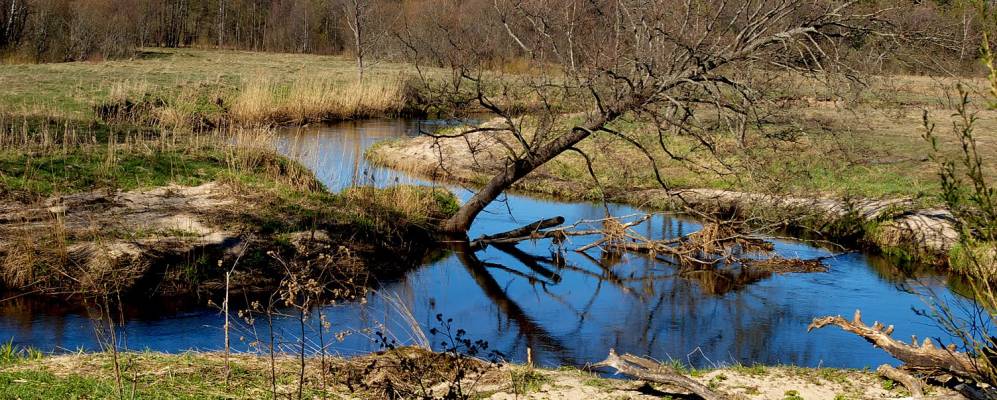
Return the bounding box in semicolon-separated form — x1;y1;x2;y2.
877;364;925;398
808;310;978;379
809;310;997;399
593;349;724;400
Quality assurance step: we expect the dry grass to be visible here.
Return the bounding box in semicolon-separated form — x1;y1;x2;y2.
0;48;426;120
0;350;918;399
370;72;997;202
342;185;459;230
230;76;411;125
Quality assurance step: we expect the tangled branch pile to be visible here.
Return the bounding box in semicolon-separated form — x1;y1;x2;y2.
472;214;825;274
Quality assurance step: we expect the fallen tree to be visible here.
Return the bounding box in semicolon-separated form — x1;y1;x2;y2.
470;214;827;274
399;0;902;235
809;310;997;399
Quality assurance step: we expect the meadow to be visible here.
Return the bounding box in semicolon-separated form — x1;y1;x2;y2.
0;48;418;128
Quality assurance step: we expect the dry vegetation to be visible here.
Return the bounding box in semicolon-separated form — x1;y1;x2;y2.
373;74;997;202
0;109;456;297
0;48;426;127
0;349;926;400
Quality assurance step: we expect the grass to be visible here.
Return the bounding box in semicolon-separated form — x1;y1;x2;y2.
531;96;997;201
0;48;437;136
0;352;333;399
230;75;412;124
0;340;43;367
0;112;457;295
0;48;423;122
373;73;997;203
0;350;910;399
508;367;552;395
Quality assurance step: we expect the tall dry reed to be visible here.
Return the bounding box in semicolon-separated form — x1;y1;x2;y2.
230;75;410;124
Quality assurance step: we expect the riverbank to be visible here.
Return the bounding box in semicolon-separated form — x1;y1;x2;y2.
0;124;456;298
366;114;974;269
0;349;928;399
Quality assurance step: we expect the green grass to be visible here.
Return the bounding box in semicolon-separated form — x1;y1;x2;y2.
0;148;226;199
0;352;334;400
377;73;997;203
508;368;552;395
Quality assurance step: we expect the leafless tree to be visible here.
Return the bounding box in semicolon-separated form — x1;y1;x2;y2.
217;0;225;47
343;0;372;79
0;0;28;50
402;0;897;234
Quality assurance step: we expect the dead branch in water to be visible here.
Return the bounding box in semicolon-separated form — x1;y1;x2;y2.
743;256;827;273
471;213;831;275
471;216;565;246
593;349;724;400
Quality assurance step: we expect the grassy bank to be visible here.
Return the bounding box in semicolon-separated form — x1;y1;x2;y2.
367;75;997;268
0;48;468;297
0;116;457;297
372;75;997;202
0;349;920;399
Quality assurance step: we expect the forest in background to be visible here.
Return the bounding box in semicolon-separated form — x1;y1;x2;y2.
0;0;991;76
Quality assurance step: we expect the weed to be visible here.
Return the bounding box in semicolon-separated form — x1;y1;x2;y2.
0;340;43;366
582;377;613;390
707;373;727;389
731;363;768;376
509;368;551;395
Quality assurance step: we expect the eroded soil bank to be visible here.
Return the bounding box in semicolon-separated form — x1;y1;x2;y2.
0;349;949;399
0;178;453;299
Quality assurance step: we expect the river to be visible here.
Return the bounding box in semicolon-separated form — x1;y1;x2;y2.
0;118;972;369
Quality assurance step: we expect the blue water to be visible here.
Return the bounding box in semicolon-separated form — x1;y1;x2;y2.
0;119;973;369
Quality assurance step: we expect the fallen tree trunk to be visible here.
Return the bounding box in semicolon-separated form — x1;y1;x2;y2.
593;349;725;400
808;310;979;380
470;216;565;248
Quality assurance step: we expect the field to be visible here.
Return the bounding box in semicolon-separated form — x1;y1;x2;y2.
6;48;992;205
0;48;418;127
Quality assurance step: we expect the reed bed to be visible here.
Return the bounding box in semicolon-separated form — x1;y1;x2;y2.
231;76;412;125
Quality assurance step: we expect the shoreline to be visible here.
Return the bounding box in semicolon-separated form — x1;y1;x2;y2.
0;349;929;399
0;158;454;300
367;123;961;269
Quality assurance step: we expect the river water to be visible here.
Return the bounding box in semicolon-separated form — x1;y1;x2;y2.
0;119;973;369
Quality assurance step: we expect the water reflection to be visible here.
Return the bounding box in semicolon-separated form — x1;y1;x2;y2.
0;119;976;370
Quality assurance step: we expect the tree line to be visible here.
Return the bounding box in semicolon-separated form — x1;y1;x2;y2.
0;0;991;76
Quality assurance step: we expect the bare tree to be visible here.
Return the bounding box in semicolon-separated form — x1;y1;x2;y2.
343;0;371;80
403;0;894;234
0;0;28;50
217;0;225;47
